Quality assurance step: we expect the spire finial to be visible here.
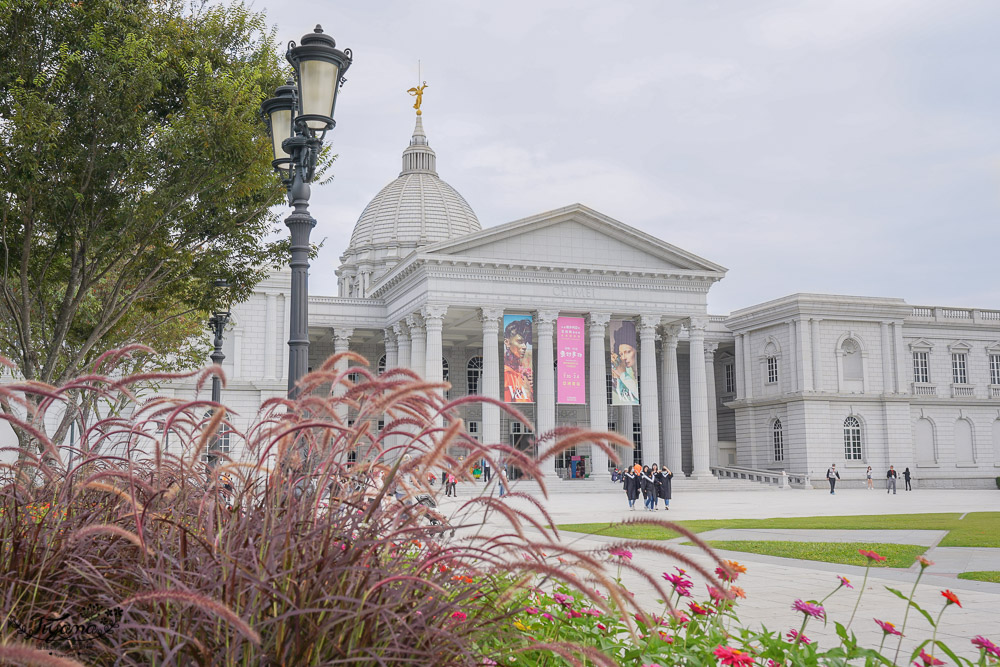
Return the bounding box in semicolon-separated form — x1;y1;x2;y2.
407;80;428;116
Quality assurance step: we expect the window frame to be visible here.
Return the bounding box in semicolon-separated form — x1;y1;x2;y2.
772;419;784;462
913;351;930;384
990;353;1000;386
843;416;863;461
766;356;779;384
951;352;968;385
466;356;483;396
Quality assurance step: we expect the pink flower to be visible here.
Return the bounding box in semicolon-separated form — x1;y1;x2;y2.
451;611;467;621
859;549;886;562
541;612;554;620
707;585;734;604
875;619;902;636
553;592;575;606
610;548;633;560
792;599;825;619
713;645;755;666
916;555;934;568
657;631;674;643
566;609;582;618
582;607;601;616
837;575;853;589
596;622;607;631
715;565;738;582
689;601;714;616
786;629;811;645
971;636;1000;658
525;606;539;614
914;649;945;666
661;572;693;596
668;609;690;624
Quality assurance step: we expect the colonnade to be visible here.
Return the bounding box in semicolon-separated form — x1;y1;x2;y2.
334;307;719;479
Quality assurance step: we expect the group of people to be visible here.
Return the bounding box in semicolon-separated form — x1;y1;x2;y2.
826;463;913;494
614;463;673;510
441;456;508;498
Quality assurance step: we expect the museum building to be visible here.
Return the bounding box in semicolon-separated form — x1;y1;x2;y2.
174;114;1000;489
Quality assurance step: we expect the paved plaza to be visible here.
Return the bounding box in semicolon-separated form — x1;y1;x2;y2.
443;482;1000;661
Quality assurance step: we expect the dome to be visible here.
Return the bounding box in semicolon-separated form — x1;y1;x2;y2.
337;116;480;297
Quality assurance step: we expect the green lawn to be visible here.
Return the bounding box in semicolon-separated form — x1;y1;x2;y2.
687;541;928;568
957;571;1000;583
557;512;1000;547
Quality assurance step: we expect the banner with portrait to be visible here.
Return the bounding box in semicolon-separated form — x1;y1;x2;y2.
609;319;639;405
503;314;534;403
556;316;585;404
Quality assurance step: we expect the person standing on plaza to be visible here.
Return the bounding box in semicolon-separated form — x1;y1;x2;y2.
886;465;897;494
826;463;840;494
657;464;673;510
497;467;508;498
866;466;873;490
481;456;491;483
640;465;654;511
651;464;663;510
903;467;912;491
445;471;457;497
622;466;639;510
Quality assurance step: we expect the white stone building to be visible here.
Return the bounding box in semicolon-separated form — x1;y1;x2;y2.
7;114;998;489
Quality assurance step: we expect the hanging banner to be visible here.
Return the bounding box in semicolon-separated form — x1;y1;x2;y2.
503;314;534;403
557;316;586;404
609;319;639;405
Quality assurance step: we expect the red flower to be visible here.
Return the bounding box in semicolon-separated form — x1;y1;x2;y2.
941;589;961;607
450;611;467;621
596;622;607;631
688;601;714;616
713;645;754;666
786;629;811;644
859;549;886;562
913;649;945;666
874;619;902;636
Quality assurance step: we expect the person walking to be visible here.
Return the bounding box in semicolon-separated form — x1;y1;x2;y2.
497;467;508;498
445;471;457;497
640;465;654;511
886;465;897;495
622;466;639;510
903;467;912;491
481;457;492;483
826;463;840;494
650;464;662;510
658;465;673;510
865;466;873;490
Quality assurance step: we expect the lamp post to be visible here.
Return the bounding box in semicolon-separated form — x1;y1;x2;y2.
261;25;352;398
207;279;231;466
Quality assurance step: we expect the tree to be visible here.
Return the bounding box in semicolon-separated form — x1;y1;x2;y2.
0;0;290;449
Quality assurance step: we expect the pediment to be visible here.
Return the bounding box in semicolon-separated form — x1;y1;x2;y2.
419;204;727;276
949;340;973;352
908;338;934;350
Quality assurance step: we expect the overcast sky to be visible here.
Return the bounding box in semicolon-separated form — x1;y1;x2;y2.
257;1;1000;315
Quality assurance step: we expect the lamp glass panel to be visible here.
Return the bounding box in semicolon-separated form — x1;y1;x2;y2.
269;108;292;160
299;59;339;129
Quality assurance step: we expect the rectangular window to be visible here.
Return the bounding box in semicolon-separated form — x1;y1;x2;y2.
952;353;968;384
767;357;778;384
773;427;784;462
202;429;231;462
913;351;929;383
467;421;480;441
632;422;642;465
606;373;614;405
990;354;1000;385
724;362;735;394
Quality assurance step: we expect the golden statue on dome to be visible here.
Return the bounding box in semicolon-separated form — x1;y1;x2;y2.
407;81;428;115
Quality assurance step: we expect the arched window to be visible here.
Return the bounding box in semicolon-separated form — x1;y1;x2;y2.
842;339;863;381
467;356;483;395
377;355;386;376
442;358;450;400
763;342;779;385
773;419;784;462
955;418;975;463
915;418;936;463
844;416;862;460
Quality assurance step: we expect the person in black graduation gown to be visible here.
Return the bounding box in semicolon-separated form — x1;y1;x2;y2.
622;468;639;510
640;465;654;511
657;465;673;510
651;464;662;510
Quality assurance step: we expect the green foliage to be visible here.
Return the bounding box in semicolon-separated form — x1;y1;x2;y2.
692;541;928;568
0;0;290;397
958;571;1000;583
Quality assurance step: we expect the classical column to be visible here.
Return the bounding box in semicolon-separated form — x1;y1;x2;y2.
688;317;712;478
638;315;661;467
333;328;353;421
892;321;907;393
536;310;558;478
383;328;398;371
393;321;411;369
480;308;504;447
810;318;822;391
705;342;719;468
733;333;744;400
661;324;683;474
264;293;278;380
879;321;892;394
787;321;798;392
797;319;814;391
742;332;754;400
407;314;426;379
422;305;448;426
587;312;612;473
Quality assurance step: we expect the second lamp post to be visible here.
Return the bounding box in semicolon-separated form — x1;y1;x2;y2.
260;25;352;398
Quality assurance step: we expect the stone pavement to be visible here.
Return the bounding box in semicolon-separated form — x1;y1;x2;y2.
442;482;1000;661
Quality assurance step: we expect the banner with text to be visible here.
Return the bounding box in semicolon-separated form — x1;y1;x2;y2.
503;314;534;403
609;319;639;405
556;316;586;404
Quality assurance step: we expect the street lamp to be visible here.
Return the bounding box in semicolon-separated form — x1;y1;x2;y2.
261;25;352;398
207;279;232;466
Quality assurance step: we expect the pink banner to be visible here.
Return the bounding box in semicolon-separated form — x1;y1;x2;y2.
557;317;586;404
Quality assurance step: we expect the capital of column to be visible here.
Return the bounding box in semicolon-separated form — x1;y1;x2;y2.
480;306;504;322
688;315;709;332
537;309;559;335
383;327;397;345
587;311;612;333
704;341;719;361
392;320;408;338
405;313;425;335
421;304;448;324
662;323;682;346
333;327;354;344
639;314;660;336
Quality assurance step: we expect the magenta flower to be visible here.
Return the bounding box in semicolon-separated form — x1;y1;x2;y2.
609;548;633;560
582;607;602;616
541;612;554;620
874;619;902;636
792;599;825;619
837;575;853;589
859;549;886;562
525;606;539;614
972;636;1000;658
450;611;467;621
786;629;811;644
914;649;945;665
553;592;575;606
566;609;582;618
